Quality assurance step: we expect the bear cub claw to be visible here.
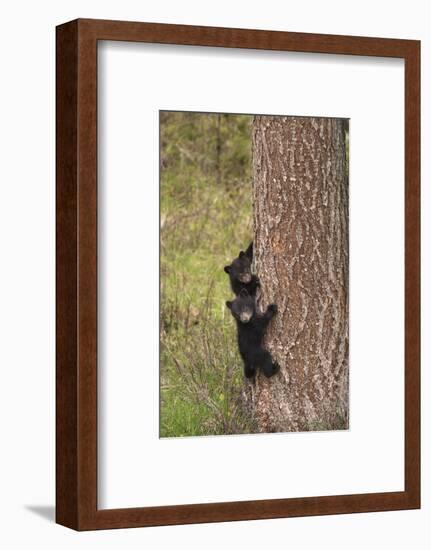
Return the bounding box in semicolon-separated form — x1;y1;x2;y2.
267;303;277;315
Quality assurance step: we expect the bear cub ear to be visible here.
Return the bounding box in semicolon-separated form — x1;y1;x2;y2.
224;265;231;274
239;251;245;258
245;241;253;259
239;288;249;297
226;301;233;309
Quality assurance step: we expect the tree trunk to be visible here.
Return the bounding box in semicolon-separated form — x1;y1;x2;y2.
247;116;349;433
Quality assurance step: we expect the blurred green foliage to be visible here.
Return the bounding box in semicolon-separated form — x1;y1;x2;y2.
160;111;255;437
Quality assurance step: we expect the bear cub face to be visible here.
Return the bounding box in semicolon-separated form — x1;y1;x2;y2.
226;289;255;324
224;242;259;296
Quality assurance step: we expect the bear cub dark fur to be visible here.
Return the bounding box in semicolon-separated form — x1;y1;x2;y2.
224;242;259;296
226;288;279;378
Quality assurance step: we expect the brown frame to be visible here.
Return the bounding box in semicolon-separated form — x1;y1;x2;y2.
56;18;420;531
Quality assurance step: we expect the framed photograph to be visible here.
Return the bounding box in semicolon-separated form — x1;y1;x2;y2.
56;19;420;530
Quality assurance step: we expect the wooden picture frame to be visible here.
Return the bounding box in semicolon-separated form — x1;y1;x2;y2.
56;18;420;530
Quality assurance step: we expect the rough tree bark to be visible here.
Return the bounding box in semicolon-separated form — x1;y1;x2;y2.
247;116;349;433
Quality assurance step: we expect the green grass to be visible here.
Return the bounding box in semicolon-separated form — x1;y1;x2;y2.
160;112;254;437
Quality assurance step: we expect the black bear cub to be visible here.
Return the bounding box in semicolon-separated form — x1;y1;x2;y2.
224;242;259;296
226;289;279;378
